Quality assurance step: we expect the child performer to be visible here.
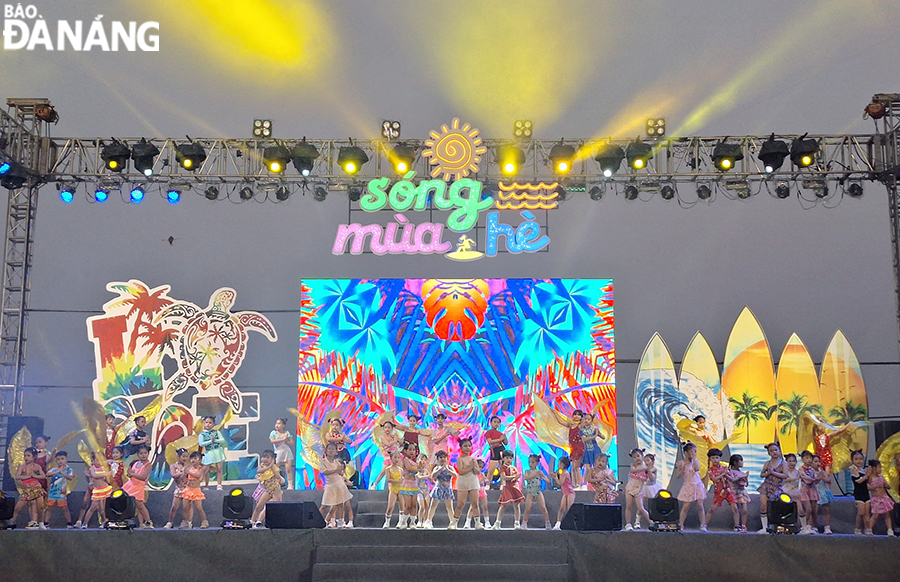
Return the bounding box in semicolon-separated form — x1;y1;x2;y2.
523;454;553;530
465;459;491;529
642;453;662;502
182;451;210;529
866;459;895;536
325;417;353;464
704;448;731;526
81;452;112;529
379;420;401;459
815;455;834;534
552;456;575;530
13;447;47;529
850;450;869;535
798;450;819;535
484;416;508;490
414;453;431;528
105;413;122;459
198;415;227;490
108;446;125;488
122;444;154;528
579;413;602;489
725;454;750;532
756;442;786;533
494;450;525;529
44;451;75;528
400;413;423;448
425;450;457;529
397;441;421;529
320;442;354;528
121;416;150;458
270;417;295;490
250;450;285;528
371;451;403;528
782;453;806;531
428;413;458;461
588;453;618;503
164;448;189;529
33;435;51;495
450;437;483;530
677;442;708;532
623;448;650;530
556;410;585;487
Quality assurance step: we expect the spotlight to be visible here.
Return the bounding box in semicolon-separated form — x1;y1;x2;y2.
757;134;789;173
554;184;567;201
166;188;181;204
803;179;828;198
291;138;319;177
239;186;254;201
548;142;576;174
131;139;160;176
349;187;362;202
314;186;328;201
847;182;863;198
338;143;369;175
0;161;27;189
129;186;145;203
649;489;680;532
105;488;137;529
626;140;653;170
263;145;291;174
624;184;639;200
697;184;712;200
101;141;130;172
94;188;109;203
712;142;744;171
381;120;401;140
175;141;207;171
864;102;886;120
594;144;625;177
274;185;290;201
0;161;9;174
726;180;751;199
222;487;253;529
253;119;272;138
588;185;603;201
660;184;675;200
513;119;533;139
204;186;219;200
389;144;416;174
0;490;16;529
766;492;799;534
59;184;75;203
646;118;666;137
774;182;791;199
790;134;818;168
496;145;526;176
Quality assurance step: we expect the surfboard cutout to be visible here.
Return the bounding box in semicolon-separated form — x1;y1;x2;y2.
634;333;680;489
819;330;868;454
774;333;819;455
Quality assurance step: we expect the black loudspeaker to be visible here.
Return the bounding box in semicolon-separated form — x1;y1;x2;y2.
264;501;326;529
560;502;622;531
2;416;44;492
874;421;900;449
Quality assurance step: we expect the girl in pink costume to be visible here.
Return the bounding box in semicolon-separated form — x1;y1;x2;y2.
623;449;650;530
122;444;153;529
677;442;708;532
552;456;576;530
866;459;895;536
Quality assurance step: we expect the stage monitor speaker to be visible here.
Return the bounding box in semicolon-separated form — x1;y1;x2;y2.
2;416;44;492
560;502;622;531
264;501;326;529
874;421;900;449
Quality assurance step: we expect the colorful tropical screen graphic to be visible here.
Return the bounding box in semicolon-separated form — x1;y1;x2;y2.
297;278;616;488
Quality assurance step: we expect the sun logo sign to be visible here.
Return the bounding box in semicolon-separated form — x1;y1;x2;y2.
422;118;486;182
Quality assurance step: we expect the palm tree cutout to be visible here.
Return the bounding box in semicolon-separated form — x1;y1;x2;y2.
828;400;867;425
729;391;775;444
106;281;174;356
776;393;823;450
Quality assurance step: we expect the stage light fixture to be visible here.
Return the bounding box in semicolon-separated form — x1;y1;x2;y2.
59;184;75;203
757;134;789;173
0;490;16;529
263;145;291;174
626;140;653;170
766;493;799;534
790;134;818;168
712;142;744;171
0;161;9;174
513;119;533;139
589;185;603;201
105;488;137;529
389;144;416;174
660;184;675;200
131;139;160;176
222;487;253;529
239;186;254;201
338;144;369;175
0;161;27;189
381;120;401;140
803;179;828;198
291;138;320;177
203;186;219;200
649;489;680;532
349;187;362;202
253;119;272;138
166;188;181;204
646;118;666;137
594;144;625;178
775;182;791;199
697;184;712;200
129;186;145;203
101;141;130;172
847;182;863;198
175;142;207;171
624;184;639;200
94;188;109;202
314;186;328;201
274;185;290;201
497;145;526;176
548;142;576;174
726;180;751;199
